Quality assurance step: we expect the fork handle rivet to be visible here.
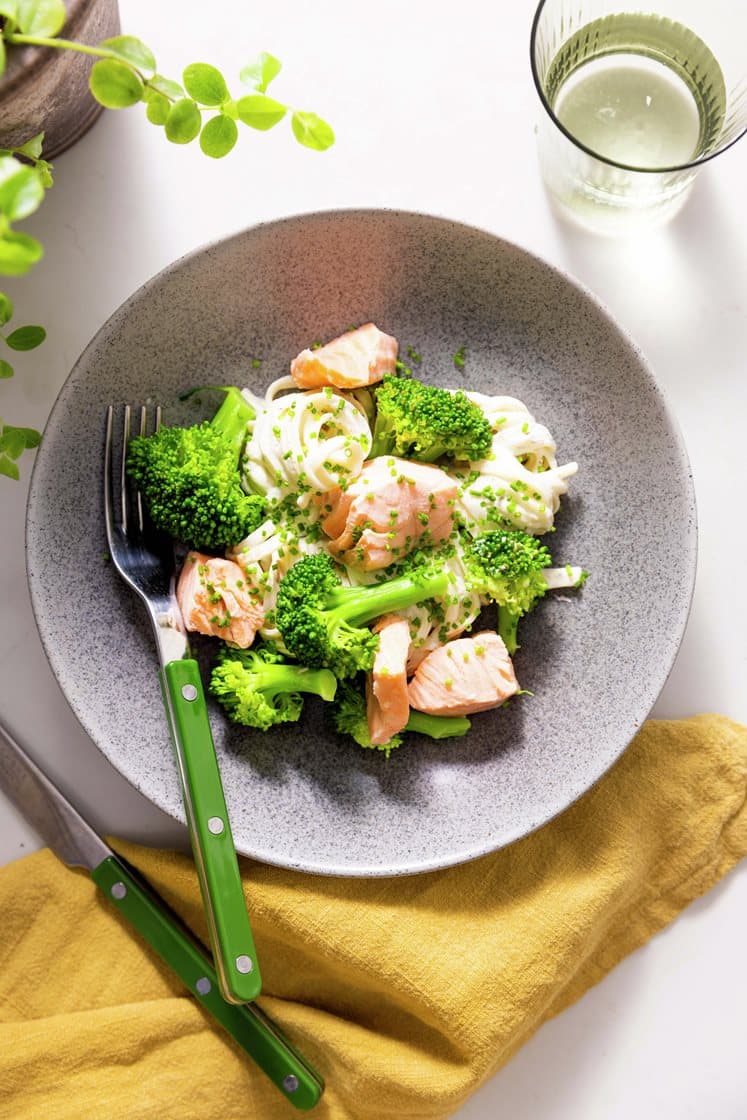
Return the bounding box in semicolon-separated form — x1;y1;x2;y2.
283;1075;300;1093
181;684;198;702
111;882;127;900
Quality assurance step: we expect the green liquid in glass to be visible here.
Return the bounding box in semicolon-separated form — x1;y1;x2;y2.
545;12;727;169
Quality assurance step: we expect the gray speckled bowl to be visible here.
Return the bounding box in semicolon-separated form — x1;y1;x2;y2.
26;210;696;876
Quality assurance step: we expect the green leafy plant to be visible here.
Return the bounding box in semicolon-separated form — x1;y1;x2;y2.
0;4;333;157
0;149;48;477
0;1;335;478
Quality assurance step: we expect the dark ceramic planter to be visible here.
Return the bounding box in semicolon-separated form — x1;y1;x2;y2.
0;0;121;158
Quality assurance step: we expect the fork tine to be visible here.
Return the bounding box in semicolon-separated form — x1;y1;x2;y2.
104;405;115;548
120;404;131;535
135;406;147;534
109;403;162;540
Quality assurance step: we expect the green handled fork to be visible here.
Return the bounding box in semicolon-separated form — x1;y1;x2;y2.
104;404;260;1005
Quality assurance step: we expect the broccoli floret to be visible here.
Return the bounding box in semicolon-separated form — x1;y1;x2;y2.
209;643;337;731
275;553;449;679
331;681;399;753
465;528;552;654
369;374;493;462
331;681;470;757
126;386;265;550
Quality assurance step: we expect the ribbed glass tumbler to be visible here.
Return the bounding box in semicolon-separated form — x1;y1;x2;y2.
530;0;747;234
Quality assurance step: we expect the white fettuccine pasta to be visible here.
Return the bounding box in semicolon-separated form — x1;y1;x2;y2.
227;519;325;647
241;387;372;507
454;393;578;536
399;546;485;671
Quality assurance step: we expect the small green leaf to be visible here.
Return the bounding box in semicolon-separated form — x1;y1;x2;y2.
0;156;44;220
36;159;53;188
15;131;44;159
0;36;6;80
239;52;282;93
0;359;14;379
149;74;184;100
0;455;20;480
0;423;41;458
291;111;335;151
0;2;19;23
0;230;43;275
3;428;19;455
199;114;238;158
145;92;170;126
101;35;156;75
0;293;13;326
89;59;144;109
236;94;287;131
182;63;229;106
164;99;201;144
5;324;45;350
22;425;40;448
16;0;65;36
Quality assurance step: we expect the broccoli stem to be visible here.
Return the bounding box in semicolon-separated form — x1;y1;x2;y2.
405;711;470;739
412;444;447;464
368;415;394;459
210;387;256;457
252;664;337;702
179;385;255;459
498;606;519;655
325;569;450;627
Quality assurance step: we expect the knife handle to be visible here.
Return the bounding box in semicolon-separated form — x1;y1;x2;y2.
160;658;260;1004
91;854;324;1111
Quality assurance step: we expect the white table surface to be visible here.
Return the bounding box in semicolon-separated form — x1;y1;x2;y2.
1;1;746;1116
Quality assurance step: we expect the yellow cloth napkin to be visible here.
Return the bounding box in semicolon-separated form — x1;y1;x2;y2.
0;714;745;1120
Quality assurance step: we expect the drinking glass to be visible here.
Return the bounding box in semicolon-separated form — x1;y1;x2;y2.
530;1;747;234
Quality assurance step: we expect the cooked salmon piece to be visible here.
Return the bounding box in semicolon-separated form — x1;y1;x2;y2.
316;456;457;571
176;551;264;649
366;615;411;745
290;323;398;389
407;631;519;717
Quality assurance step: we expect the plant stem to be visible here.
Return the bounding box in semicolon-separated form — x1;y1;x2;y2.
4;32;184;107
1;145;44;168
4;33;115;61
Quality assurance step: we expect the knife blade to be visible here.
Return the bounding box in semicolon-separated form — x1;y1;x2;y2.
0;719;324;1111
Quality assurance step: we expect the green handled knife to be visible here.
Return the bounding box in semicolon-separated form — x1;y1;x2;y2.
0;719;324;1111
